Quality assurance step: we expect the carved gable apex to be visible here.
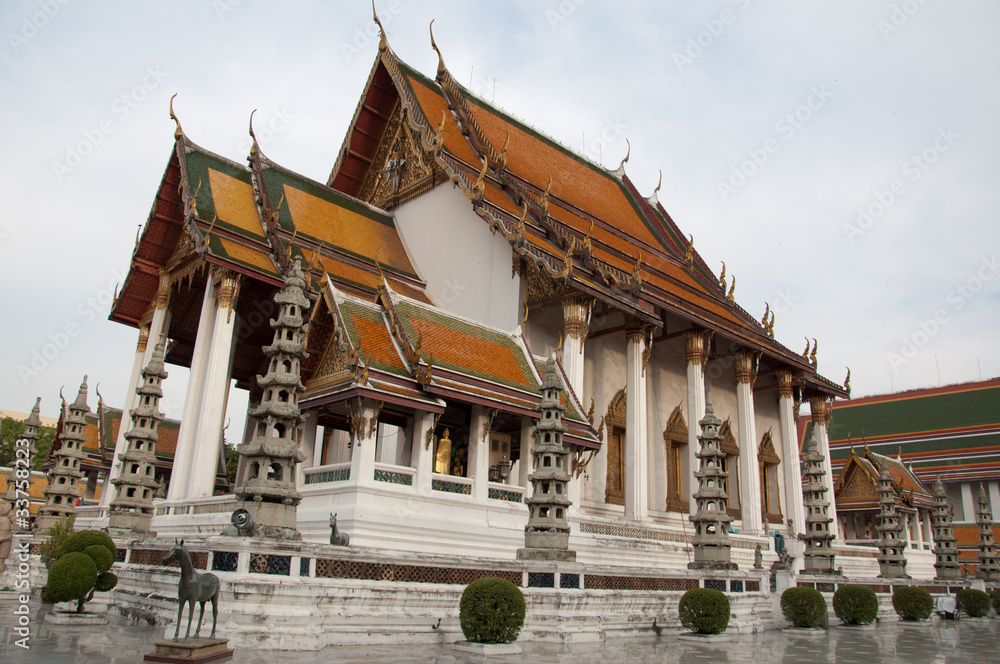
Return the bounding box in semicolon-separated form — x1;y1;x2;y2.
720;417;739;455
358;102;440;209
607;387;627;428
665;403;687;442
836;462;880;506
758;429;780;465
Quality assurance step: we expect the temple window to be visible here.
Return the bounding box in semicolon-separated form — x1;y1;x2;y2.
604;388;626;506
758;430;782;524
664;404;689;513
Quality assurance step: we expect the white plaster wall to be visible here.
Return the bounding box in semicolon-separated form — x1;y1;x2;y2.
393;184;520;330
522;305;562;359
753;389;783;532
578;330;627;509
646;336;688;518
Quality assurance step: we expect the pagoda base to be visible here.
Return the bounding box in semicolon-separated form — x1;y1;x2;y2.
688;545;736;570
222;500;301;540
108;510;154;533
516;548;577;562
144;638;233;663
687;561;738;571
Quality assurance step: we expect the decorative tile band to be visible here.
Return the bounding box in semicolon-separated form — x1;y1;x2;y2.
305;469;350;484
488;488;523;503
129;548;208;569
560;573;580;589
432;479;472;495
313;559;521;586
704;579;727;592
249;553;291;575
212;551;239;572
300;557;311;577
746;580;760;592
374;469;413;486
528;572;555;588
115;548;127;563
729;580;744;593
584;575;698;591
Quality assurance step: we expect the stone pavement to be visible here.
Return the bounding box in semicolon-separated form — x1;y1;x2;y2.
2;597;998;663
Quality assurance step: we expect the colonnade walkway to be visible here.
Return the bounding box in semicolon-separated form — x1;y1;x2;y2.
2;597;997;663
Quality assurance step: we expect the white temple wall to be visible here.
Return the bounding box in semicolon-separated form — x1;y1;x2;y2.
523;305;562;358
578;330;626;510
393;184;520;330
753;392;783;531
646;336;687;518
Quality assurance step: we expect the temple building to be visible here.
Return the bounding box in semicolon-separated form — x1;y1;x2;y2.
92;21;848;568
819;378;1000;573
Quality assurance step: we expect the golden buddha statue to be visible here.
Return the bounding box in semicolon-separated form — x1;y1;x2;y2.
434;428;452;475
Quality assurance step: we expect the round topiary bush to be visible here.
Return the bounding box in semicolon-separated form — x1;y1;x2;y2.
678;588;730;635
459;577;526;644
45;552;98;605
83;544;114;573
991;589;1000;615
832;584;878;625
94;572;118;593
956;588;991;617
57;530;116;560
892;586;933;621
781;586;826;628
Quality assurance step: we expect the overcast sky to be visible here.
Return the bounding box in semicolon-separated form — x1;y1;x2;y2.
2;1;997;440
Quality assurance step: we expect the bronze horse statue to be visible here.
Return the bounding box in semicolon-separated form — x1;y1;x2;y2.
163;540;220;642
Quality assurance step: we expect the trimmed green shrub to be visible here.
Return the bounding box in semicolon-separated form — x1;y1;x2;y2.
678;588;730;635
95;572;118;593
83;545;114;573
781;586;826;628
45;552;97;604
44;530;118;613
459;577;526;644
892;586;933;621
57;530;116;560
991;589;1000;614
956;588;991;617
832;584;878;625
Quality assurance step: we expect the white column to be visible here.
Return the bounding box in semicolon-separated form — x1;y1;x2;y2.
560;296;592;398
989;481;1000;518
327;429;351;464
187;270;240;499
411;411;437;496
167;277;217;502
809;397;839;540
296;411;319;487
625;322;648;521
735;352;763;535
776;371;806;537
960;483;976;522
684;330;706;518
312;426;325;466
349;399;379;484
469;406;490;501
914;511;925;547
517;416;534;490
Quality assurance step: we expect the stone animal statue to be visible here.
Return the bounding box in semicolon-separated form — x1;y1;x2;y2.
330;513;349;547
163;540;220;643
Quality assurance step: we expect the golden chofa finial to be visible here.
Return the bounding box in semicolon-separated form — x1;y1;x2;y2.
761;302;770;328
802;337;810;359
372;0;387;52
810;338;818;366
726;276;735;303
719;261;727;291
429;20;446;78
374;245;387;286
845;367;851;396
248;108;259;158
684;234;694;268
169;93;183;139
496;131;510;170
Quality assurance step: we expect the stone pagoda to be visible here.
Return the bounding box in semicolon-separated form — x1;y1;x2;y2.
688;385;735;570
931;477;960;580
108;340;168;534
975;483;1000;581
234;257;310;539
801;431;837;574
517;355;575;561
36;377;89;533
875;463;908;578
2;399;42;507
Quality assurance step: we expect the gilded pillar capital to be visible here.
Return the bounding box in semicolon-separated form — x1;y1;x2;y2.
155;271;172;310
734;350;757;385
807;396;828;425
625;317;648;344
561;294;594;341
214;268;242;321
136;325;150;354
683;328;706;366
776;369;794;398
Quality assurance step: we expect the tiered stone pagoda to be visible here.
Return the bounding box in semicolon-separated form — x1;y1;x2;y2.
931;477;960;580
517;355;575;561
688;386;735;570
19;398;42;491
975;483;1000;581
234;258;310;538
875;464;908;578
801;431;836;574
36;377;89;532
108;340;168;534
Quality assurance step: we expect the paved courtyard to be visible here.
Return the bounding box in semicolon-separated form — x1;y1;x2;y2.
2;597;998;663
